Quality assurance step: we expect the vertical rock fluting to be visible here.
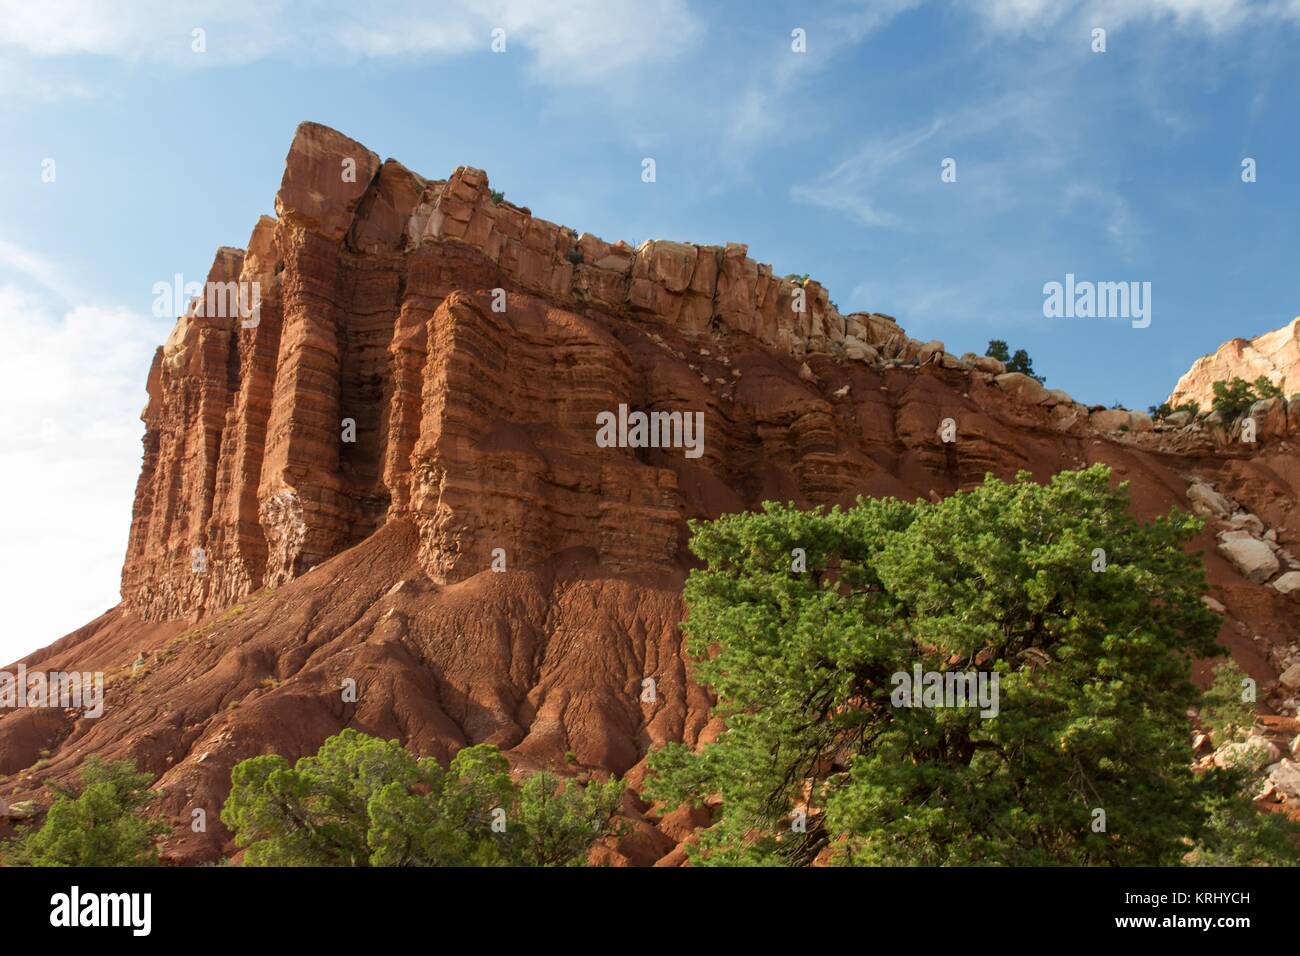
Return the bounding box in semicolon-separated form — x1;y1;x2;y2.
117;122;845;621
116;121;962;622
122;248;243;620
204;215;282;608
25;122;1300;866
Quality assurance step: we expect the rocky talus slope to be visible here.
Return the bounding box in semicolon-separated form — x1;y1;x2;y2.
3;122;1299;863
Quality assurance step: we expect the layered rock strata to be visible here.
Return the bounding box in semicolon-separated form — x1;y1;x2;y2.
5;122;1300;864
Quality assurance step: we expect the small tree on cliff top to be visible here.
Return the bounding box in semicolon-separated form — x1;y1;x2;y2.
986;339;1044;383
644;465;1292;865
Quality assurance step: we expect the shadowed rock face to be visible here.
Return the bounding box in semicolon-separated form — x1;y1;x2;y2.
4;121;1300;865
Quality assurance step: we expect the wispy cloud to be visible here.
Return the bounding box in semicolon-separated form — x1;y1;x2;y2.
791;119;944;227
967;0;1264;34
0;0;703;85
715;0;922;157
789;78;1065;229
1062;184;1139;257
0;238;80;301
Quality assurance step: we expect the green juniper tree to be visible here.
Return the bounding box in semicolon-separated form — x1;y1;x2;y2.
647;465;1295;866
221;729;624;866
1212;376;1284;418
1199;660;1256;744
1;757;167;866
985;340;1044;383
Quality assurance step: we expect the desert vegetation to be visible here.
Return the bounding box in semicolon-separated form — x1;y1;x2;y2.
645;465;1299;866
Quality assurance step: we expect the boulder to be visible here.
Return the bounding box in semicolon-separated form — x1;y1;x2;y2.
1246;396;1288;440
855;344;879;363
1271;571;1300;599
2;799;37;820
843;336;879;363
1266;758;1300;798
1088;408;1131;432
636;240;697;294
1187;483;1230;518
859;313;901;348
972;355;1006;375
1214;736;1281;769
918;340;945;365
993;372;1048;405
1049;404;1085;432
1127;411;1154;432
1279;661;1300;691
275;121;382;241
1227;512;1265;536
1201;595;1227;614
939;352;966;369
1217;529;1280;583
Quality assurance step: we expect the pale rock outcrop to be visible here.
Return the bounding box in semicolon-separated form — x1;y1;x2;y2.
1167;316;1300;408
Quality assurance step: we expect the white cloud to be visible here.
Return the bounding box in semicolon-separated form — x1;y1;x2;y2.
789;83;1058;228
0;281;164;663
789;120;946;227
1062;184;1138;257
0;238;78;300
0;0;702;85
968;0;1262;34
969;0;1066;31
716;0;921;158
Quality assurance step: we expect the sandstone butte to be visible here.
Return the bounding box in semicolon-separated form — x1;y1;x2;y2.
1167;316;1300;409
3;121;1300;865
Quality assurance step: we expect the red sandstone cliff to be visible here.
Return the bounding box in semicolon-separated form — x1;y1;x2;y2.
3;122;1299;863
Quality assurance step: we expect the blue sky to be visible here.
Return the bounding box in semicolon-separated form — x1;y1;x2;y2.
1;0;1299;659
